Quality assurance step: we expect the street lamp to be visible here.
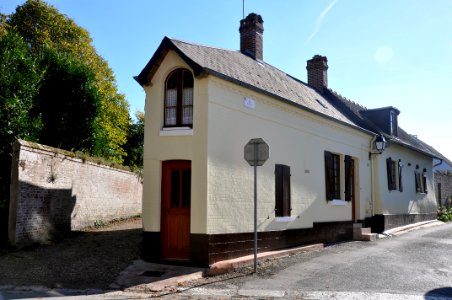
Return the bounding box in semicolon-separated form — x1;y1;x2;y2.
375;134;386;154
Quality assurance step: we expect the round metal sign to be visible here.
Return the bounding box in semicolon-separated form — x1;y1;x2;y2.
244;138;269;166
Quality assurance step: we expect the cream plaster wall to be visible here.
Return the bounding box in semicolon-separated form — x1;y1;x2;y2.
373;143;436;215
142;50;208;234
205;77;373;234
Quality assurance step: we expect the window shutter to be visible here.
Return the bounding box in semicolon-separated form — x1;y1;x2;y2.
344;155;352;201
324;151;334;201
398;160;403;192
386;157;395;190
275;164;291;217
422;171;428;194
282;165;291;216
275;164;283;217
415;172;421;193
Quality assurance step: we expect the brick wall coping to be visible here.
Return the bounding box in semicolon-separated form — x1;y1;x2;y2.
14;139;136;175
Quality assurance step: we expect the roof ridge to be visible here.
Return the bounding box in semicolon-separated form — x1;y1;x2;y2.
168;37;237;53
327;88;368;111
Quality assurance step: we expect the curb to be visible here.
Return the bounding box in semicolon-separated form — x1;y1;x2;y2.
207;243;324;276
379;220;444;238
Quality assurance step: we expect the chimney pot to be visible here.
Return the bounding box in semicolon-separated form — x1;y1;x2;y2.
307;55;328;92
239;13;264;60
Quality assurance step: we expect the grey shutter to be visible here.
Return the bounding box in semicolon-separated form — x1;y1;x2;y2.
398;160;403;192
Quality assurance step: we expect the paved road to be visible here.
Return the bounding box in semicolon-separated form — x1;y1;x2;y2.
180;222;452;299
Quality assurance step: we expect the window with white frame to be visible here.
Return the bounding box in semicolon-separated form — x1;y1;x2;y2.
164;69;193;127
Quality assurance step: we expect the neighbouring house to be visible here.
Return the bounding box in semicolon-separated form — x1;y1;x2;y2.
135;13;451;266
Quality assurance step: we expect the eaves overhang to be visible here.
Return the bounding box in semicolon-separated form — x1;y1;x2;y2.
385;135;441;161
134;36;205;86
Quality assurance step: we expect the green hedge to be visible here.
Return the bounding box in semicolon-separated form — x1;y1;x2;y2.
437;207;452;222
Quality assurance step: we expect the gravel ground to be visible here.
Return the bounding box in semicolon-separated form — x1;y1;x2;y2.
0;217;142;290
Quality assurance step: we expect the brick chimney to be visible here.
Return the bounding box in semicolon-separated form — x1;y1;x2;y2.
239;13;264;60
307;55;328;92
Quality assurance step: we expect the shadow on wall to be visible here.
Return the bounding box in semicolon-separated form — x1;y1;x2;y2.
9;181;76;247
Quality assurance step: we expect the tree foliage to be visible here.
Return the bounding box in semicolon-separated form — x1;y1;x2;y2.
1;1;140;244
7;0;130;162
31;49;101;151
123;111;145;169
0;30;42;156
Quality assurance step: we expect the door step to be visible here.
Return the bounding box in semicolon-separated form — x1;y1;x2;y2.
353;223;377;241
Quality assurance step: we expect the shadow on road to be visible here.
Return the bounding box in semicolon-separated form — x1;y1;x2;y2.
425;287;452;298
0;226;141;290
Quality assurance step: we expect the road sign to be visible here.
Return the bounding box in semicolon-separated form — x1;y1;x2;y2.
244;138;269;166
243;138;269;274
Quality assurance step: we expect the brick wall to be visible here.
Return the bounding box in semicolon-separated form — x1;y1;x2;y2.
8;140;142;247
434;171;452;207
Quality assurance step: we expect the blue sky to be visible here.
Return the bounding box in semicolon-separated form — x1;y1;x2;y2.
2;0;451;160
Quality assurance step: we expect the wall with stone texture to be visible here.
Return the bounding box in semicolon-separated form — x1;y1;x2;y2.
9;140;142;247
435;171;452;207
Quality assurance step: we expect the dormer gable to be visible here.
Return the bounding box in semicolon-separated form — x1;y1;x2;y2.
360;106;400;137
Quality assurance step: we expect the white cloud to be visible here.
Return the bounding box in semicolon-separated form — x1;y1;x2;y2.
305;0;338;44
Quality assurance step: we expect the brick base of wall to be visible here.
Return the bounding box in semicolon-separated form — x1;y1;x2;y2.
364;213;437;233
142;221;353;267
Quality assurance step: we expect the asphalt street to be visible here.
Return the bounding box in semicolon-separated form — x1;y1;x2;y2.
180;222;452;299
1;222;452;299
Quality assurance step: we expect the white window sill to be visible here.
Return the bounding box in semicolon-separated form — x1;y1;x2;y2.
160;127;193;136
329;199;348;206
275;216;292;222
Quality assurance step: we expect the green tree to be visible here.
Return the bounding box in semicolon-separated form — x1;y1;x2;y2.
31;49;101;151
0;29;43;246
123;111;145;169
0;30;42;153
8;0;130;162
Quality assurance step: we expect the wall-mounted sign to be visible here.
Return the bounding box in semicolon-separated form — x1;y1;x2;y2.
244;97;256;109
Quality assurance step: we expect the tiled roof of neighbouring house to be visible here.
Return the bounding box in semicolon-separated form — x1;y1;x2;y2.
136;36;451;164
324;89;452;165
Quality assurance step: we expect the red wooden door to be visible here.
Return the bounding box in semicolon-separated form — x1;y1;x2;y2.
161;160;191;260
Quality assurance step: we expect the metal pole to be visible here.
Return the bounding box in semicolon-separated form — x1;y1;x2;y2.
253;144;258;273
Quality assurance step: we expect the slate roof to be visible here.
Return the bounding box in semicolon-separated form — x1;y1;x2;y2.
136;36;451;164
136;37;357;128
324;89;452;165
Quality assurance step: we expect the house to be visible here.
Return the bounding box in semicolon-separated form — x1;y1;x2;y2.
135;13;450;266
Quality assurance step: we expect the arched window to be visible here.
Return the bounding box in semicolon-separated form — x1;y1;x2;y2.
164;69;193;127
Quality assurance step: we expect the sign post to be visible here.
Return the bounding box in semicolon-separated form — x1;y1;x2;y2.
244;138;269;273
